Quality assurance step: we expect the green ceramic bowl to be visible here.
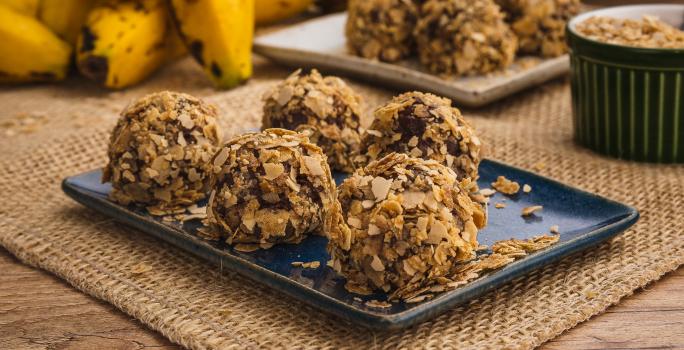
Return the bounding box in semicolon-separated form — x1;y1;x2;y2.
567;5;684;162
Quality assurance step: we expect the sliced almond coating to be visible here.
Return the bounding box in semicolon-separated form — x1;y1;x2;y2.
402;191;426;208
495;203;506;209
371;176;392;201
361;200;375;209
370;255;385;271
521;205;543;216
263;162;285;180
347;217;363;229
427;220;448;244
368;223;381;236
213;147;230;167
302;155;325;176
550;225;560;234
523;184;532;193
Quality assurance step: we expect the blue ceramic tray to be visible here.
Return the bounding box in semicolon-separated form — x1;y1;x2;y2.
62;159;638;330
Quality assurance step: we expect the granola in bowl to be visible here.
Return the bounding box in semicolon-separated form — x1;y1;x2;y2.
574;15;684;49
262;69;364;173
102;91;222;215
206;128;337;246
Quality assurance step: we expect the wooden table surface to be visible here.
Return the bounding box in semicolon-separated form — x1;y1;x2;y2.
1;246;681;349
1;1;683;349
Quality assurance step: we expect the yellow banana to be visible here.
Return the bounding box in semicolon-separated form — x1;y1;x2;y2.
0;4;71;83
169;0;253;89
77;0;173;89
38;0;98;45
0;0;39;17
165;24;187;61
255;0;312;25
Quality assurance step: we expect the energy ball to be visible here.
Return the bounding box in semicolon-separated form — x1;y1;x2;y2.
496;0;580;57
102;91;222;214
262;69;364;173
356;92;482;189
345;0;418;62
415;0;518;75
206;129;337;246
327;153;486;299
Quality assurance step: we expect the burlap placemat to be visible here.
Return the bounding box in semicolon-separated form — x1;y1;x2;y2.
0;58;682;349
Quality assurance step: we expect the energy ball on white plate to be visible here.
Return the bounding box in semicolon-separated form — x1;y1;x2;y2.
262;69;364;173
496;0;581;57
327;153;486;300
356;92;482;190
415;0;518;75
206;129;337;247
102;91;222;215
345;0;419;62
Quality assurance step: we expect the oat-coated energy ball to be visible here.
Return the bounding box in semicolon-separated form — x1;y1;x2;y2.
356;92;482;189
496;0;580;57
327;153;486;299
206;129;337;246
102;91;222;214
262;69;364;173
415;0;518;75
345;0;419;62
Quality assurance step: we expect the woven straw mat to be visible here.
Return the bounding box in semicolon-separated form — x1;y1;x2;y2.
0;58;682;350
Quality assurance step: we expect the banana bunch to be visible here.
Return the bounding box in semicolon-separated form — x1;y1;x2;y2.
77;0;176;89
255;0;312;25
169;0;254;89
0;0;325;89
0;4;71;83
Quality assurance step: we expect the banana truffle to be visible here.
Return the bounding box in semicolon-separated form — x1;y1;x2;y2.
327;153;486;299
103;91;222;214
496;0;580;57
356;92;481;190
206;129;337;246
415;0;517;75
345;0;418;62
262;69;363;173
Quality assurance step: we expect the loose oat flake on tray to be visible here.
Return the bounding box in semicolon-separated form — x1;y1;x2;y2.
206;128;337;246
102;91;222;215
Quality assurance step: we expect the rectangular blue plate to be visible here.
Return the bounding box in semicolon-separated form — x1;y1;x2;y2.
62;159;638;330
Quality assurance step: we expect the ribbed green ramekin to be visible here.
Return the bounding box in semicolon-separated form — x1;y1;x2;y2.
567;5;684;163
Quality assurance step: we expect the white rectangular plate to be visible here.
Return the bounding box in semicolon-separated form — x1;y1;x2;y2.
253;13;570;107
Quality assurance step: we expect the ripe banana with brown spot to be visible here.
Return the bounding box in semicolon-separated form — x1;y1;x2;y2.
0;0;39;17
169;0;254;89
77;0;175;89
0;4;71;83
38;0;98;45
255;0;313;25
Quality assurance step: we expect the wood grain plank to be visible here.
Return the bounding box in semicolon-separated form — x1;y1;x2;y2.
1;246;682;349
0;248;179;350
